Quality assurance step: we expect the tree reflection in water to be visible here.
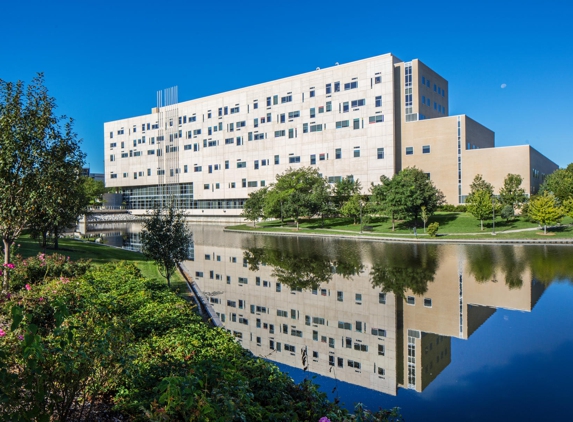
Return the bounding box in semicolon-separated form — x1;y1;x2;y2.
369;244;439;298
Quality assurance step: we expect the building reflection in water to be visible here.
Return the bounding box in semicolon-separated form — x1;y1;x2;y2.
190;230;547;397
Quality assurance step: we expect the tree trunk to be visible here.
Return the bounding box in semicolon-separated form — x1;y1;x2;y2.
54;226;59;250
544;224;547;235
480;220;484;231
42;230;47;252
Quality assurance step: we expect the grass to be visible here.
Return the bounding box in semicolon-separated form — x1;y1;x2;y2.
227;213;573;240
14;233;186;285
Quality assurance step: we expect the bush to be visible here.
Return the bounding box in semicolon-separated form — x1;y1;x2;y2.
438;204;467;212
501;204;515;222
427;222;439;237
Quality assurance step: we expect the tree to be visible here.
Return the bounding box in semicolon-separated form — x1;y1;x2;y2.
370;175;401;231
0;74;85;292
241;187;268;227
264;167;329;229
527;192;564;234
564;198;573;219
141;200;193;287
540;164;573;202
81;176;107;206
468;174;494;198
421;206;429;232
499;173;528;215
333;177;362;208
466;189;493;230
391;167;445;224
340;193;363;224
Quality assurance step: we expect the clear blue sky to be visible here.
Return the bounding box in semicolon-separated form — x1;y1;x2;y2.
2;0;572;173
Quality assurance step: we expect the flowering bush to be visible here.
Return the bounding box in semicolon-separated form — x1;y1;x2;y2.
8;252;91;290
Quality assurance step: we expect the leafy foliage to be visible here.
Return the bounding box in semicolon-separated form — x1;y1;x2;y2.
0;256;399;421
499;173;528;213
467;189;493;230
241;186;268;226
427;222;439;237
527;192;564;234
141;200;193;286
540;163;573;202
0;74;85;292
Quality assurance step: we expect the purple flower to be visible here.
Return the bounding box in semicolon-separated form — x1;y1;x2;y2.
319;418;332;422
0;329;5;337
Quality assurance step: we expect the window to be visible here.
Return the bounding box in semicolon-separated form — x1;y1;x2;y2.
379;293;386;304
405;147;414;155
368;115;384;124
274;155;280;165
310;154;316;165
342;102;349;113
203;184;210;190
326;101;332;112
310;108;315;118
319;153;325;161
288;111;300;119
351;99;365;108
338;357;344;368
338;321;352;330
254;160;259;169
353;148;360;158
353;119;360;130
375;96;382;107
354;343;368;352
334;81;340;92
378;345;385;356
275;130;286;137
310;89;315;97
378;367;386;376
279;114;285;123
247;181;258;188
377;148;385;159
336;120;349;129
344;81;358;90
237;161;246;168
424;298;432;307
326;83;332;94
406;296;415;305
371;328;386;337
288;128;295;139
375;75;382;84
310;124;322;132
194;165;202;172
281;95;292;103
347;360;361;369
335;148;342;159
423;145;431;154
289;156;301;163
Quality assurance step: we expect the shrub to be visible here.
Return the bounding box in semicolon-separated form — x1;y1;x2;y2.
438;204;467;212
501;204;515;222
427;222;439;237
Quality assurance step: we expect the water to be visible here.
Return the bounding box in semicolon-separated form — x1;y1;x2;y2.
89;222;573;421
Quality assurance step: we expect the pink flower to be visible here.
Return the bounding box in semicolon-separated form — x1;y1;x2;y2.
0;329;5;337
39;297;44;302
60;277;70;284
18;335;23;341
2;263;14;269
319;418;332;422
25;284;31;291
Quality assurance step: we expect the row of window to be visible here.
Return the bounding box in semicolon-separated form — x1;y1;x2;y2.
420;76;446;97
405;145;431;155
421;96;447;114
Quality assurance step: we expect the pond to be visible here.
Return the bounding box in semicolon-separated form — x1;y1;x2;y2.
90;222;573;421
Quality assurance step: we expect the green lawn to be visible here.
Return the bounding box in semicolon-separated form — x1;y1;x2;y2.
228;213;573;240
14;234;186;285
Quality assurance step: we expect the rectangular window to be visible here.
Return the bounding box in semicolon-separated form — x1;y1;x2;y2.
288;111;300;119
406;296;415;305
288;128;295;139
371;328;387;337
303;123;308;133
338;321;352;330
353;148;360;158
423;145;431;154
237;161;246;168
342;102;349;113
247;181;258;188
275;130;286;137
377;148;385;159
274;155;280;165
326;83;332;94
310;154;316;165
405;147;413;155
379;293;386;304
375;96;382;107
337;291;343;302
369;115;384;124
424;298;432;307
344;81;358;90
326;101;332;112
375;75;382;84
310;108;315;118
310;124;322;132
351;99;365;108
378;345;385;356
353;119;360;130
281;95;292;103
335;148;341;159
289;156;301;164
336;120;349;129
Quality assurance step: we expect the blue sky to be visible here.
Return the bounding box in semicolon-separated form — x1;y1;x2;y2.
2;0;572;173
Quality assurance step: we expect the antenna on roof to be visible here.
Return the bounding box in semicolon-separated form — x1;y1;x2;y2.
335;62;339;66
316;67;320;70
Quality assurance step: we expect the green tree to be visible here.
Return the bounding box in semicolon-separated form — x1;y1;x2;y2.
340;193;363;224
391;167;445;225
264;167;329;229
499;173;528;215
468;174;494;198
81;176;107;206
141;200;193;287
333;177;362;208
540;164;573;202
564;197;573;219
421;206;429;232
370;175;402;231
0;74;84;292
527;192;564;234
241;186;268;227
467;189;493;230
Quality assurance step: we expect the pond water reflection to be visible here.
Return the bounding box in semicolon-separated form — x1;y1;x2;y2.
89;222;573;421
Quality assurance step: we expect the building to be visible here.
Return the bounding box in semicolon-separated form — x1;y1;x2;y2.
104;53;558;216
